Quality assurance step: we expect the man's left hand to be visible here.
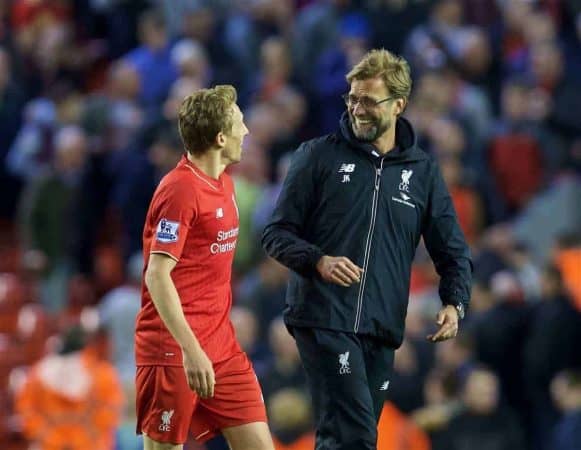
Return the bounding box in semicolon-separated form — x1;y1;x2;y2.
427;305;459;343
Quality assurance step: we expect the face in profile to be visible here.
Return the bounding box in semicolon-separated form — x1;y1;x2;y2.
221;103;249;164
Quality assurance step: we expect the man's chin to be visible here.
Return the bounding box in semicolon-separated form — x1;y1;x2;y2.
352;125;377;142
353;130;377;142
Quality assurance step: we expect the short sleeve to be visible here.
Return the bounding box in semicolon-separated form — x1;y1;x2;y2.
149;183;197;261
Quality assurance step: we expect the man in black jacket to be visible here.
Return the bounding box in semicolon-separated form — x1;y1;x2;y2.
262;48;472;450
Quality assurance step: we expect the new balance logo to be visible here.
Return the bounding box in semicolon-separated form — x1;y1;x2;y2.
380;380;390;391
338;163;355;173
339;351;351;374
159;409;174;432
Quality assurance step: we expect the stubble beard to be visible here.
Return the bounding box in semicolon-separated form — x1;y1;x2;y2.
350;113;391;143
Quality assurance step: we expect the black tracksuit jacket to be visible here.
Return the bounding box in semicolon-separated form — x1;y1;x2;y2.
262;113;472;348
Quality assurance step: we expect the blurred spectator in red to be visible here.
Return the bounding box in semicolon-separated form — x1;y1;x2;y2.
487;77;547;216
15;324;124;450
439;155;483;245
11;0;72;79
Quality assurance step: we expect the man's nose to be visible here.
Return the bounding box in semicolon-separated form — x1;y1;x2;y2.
352;103;365;115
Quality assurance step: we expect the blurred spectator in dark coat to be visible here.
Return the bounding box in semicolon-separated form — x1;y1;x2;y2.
527;40;581;161
112;126;182;261
236;257;289;341
18;125;87;313
367;0;431;55
468;271;529;416
551;369;581;450
437;366;526;450
0;46;25;164
313;11;370;133
524;265;581;450
230;305;271;376
261;317;307;400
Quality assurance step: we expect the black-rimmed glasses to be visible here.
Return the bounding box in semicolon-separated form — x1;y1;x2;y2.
342;93;394;109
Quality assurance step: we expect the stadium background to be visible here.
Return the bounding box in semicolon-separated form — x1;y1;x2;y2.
0;0;580;449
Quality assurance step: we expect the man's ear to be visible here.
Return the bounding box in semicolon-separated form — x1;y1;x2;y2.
215;131;226;148
395;98;407;116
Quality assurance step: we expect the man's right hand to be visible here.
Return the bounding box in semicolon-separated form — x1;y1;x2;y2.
316;255;363;287
182;346;215;398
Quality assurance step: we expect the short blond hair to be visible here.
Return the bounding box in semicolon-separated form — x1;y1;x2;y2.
178;85;237;155
346;49;412;101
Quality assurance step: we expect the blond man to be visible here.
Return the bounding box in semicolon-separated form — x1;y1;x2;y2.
136;85;274;450
263;49;472;449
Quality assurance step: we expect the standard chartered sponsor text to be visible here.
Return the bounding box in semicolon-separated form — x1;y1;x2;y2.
211;227;239;254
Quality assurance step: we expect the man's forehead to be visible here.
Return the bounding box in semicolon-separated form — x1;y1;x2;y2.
349;77;388;95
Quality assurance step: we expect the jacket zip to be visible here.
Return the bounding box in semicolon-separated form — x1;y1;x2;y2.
354;158;384;332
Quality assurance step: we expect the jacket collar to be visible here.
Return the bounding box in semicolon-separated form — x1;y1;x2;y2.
339;112;428;163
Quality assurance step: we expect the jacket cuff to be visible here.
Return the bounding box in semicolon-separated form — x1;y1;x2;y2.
304;247;325;278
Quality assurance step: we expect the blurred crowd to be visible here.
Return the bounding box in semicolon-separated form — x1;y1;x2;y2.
0;0;580;449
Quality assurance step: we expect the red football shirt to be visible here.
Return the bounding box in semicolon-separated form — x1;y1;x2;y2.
136;156;241;366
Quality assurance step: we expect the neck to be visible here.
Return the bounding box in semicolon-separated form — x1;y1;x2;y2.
373;124;397;154
187;151;224;180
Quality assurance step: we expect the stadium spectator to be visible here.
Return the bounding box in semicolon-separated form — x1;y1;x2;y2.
15;324;124;450
551;369;581;450
436;366;525;450
17;125;88;313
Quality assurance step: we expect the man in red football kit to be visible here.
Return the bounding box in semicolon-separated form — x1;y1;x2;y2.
135;85;274;450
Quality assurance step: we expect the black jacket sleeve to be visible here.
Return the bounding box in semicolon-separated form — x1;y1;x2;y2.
422;161;473;309
261;142;325;277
